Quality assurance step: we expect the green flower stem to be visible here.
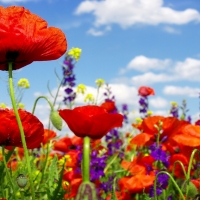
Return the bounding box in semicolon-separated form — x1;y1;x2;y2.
104;153;119;173
154;171;185;200
83;136;90;183
32;96;56;190
2;147;17;200
8;62;35;200
32;96;54;114
185;149;200;199
19;190;25;200
52;80;62;107
32;96;54;188
172;161;187;180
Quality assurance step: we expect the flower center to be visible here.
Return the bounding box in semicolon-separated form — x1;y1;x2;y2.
6;51;19;62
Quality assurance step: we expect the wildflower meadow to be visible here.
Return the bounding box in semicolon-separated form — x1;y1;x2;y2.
1;5;200;200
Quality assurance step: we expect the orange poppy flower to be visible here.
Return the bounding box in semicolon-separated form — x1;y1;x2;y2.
172;124;200;147
0;109;44;149
128;132;153;149
118;172;155;194
59;105;123;139
138;86;155;97
106;191;132;200
0;6;67;70
140;116;188;142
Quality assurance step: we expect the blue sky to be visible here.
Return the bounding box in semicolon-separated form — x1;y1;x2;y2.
0;0;200;130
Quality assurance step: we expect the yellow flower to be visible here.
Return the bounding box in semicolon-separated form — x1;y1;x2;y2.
0;103;6;108
58;154;72;166
17;78;30;88
18;103;25;109
170;101;178;107
67;47;82;61
135;117;142;124
147;110;153;116
64;181;69;186
84;93;95;104
95;79;105;87
77;84;87;94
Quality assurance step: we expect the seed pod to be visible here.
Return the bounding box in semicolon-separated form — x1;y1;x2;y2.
16;174;28;188
75;182;98;200
50;110;62;131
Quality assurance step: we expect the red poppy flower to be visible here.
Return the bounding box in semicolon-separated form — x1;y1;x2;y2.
100;100;117;113
169;153;189;178
63;169;82;182
53;136;83;152
53;137;74;152
0;6;67;70
42;129;57;145
138;86;155;97
63;178;82;198
0;109;44;149
191;179;200;191
59;105;123;139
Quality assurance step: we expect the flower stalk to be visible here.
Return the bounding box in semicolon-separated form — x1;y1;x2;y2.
83;136;90;182
8;62;35;200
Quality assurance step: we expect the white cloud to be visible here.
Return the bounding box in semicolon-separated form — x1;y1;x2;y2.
75;0;200;30
149;97;168;108
174;58;200;81
131;72;175;85
163;26;181;34
153;110;169;117
87;26;111;36
163;86;200;97
120;56;200;85
125;55;171;72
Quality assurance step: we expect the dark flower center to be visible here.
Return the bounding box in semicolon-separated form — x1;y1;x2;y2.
6;51;19;62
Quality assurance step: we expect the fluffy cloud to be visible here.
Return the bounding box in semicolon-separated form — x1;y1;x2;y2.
75;0;200;30
125;55;171;72
131;72;175;85
120;56;200;85
163;86;200;97
149;97;168;108
174;58;200;81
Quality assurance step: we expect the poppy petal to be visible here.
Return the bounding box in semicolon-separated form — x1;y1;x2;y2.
0;6;67;70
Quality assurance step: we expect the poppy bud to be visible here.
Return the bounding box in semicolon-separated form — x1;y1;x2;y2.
50;110;62;131
16;174;28;188
75;182;98;200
